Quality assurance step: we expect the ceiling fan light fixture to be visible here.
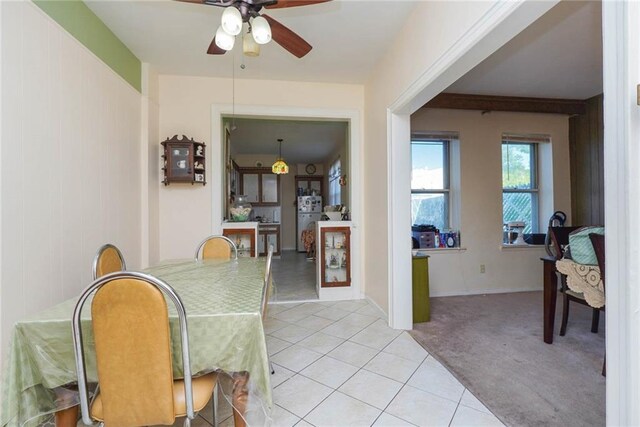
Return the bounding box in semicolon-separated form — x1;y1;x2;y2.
243;32;260;57
215;25;235;51
251;16;272;45
221;7;243;36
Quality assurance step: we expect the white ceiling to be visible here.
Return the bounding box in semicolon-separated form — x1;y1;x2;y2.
226;117;347;163
85;1;604;163
85;0;416;83
445;1;603;99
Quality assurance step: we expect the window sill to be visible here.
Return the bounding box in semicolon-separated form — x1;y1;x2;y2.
413;248;467;256
500;244;545;251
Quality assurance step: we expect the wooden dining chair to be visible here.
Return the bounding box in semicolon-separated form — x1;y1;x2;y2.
589;233;606;376
261;245;275;374
549;226;602;336
195;235;238;261
92;243;126;280
72;272;218;427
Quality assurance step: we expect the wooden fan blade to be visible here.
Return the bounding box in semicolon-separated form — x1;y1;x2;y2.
174;0;206;4
207;37;226;55
262;14;312;58
266;0;331;9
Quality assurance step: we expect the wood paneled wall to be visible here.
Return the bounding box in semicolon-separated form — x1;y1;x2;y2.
569;94;604;225
1;2;142;358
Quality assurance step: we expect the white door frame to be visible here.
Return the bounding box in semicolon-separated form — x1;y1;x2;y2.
386;0;558;329
386;0;639;423
210;104;363;297
602;1;640;424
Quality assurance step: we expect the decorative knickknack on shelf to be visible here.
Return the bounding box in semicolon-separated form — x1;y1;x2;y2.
230;195;252;222
161;135;206;186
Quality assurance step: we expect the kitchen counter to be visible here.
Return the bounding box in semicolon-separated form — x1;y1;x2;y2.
258;222;280;226
222;221;259;225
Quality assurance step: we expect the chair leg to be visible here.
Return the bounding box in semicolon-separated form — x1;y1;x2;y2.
270;361;275;375
591;308;600;333
212;382;219;427
602;354;606;377
560;294;570;336
183;416;191;427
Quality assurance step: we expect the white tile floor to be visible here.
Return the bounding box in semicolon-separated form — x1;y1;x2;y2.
199;299;506;427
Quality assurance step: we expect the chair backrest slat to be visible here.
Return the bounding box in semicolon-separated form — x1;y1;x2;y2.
195;235;238;260
261;245;274;320
72;272;195;426
92;278;175;426
589;233;606;290
549;226;584;260
93;244;126;280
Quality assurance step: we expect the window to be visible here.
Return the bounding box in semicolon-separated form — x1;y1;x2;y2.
502;141;538;233
328;158;341;205
411;139;449;230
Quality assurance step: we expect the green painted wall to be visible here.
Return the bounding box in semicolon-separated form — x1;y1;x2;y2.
33;0;141;92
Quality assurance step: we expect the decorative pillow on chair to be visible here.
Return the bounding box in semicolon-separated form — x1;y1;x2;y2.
568;226;605;265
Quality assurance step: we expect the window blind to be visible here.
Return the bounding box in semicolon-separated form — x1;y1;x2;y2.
502;133;551;143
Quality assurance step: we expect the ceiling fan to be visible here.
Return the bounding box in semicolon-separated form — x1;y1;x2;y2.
177;0;332;58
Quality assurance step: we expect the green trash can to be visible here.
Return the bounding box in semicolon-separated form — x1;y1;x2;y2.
412;255;431;323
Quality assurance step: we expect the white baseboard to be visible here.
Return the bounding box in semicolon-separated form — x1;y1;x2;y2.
365;296;389;322
429;285;543;298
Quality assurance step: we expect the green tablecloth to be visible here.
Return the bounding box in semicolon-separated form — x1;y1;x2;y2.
1;258;271;427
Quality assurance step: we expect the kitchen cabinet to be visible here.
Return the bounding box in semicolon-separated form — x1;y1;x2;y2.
295;175;323;197
161;135;206;185
240;168;280;206
258;224;280;256
222;223;258;257
319;226;351;288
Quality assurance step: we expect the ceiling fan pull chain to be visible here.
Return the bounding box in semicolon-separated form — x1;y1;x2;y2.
232;52;237;131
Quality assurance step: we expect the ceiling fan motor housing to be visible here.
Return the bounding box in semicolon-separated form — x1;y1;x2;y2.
190;0;328;58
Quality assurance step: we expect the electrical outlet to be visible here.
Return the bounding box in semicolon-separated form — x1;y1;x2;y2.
480;264;486;273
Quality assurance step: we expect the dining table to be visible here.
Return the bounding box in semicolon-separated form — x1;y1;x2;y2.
1;258;272;427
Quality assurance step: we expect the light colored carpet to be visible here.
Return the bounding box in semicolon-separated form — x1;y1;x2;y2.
410;291;605;427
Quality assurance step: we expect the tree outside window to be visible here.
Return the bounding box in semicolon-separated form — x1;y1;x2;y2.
502;142;538;233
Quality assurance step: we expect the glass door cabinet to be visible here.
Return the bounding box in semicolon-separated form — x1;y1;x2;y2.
319;227;351;287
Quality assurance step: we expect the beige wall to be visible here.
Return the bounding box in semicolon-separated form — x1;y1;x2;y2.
363;1;495;311
1;2;142;358
411;108;571;295
158;75;364;260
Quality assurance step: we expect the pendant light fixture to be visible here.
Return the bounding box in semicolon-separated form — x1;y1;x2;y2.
221;7;242;36
272;138;289;175
215;25;235;51
251;16;272;45
243;28;260;57
213;6;272;53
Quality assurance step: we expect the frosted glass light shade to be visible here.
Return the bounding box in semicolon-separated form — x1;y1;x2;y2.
243;33;260;56
221;7;242;36
252;16;272;44
215;26;235;51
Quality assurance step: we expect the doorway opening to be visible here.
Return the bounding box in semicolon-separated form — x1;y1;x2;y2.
394;1;607;426
222;116;350;302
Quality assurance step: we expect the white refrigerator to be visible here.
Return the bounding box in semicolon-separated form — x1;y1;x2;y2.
297;196;323;252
